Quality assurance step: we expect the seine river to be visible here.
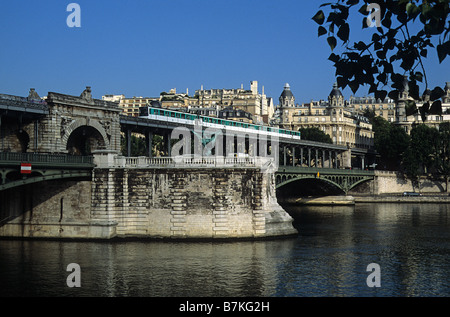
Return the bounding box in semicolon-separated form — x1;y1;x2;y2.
0;202;449;297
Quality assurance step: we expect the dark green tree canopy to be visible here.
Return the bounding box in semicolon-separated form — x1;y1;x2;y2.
313;0;449;112
298;127;333;143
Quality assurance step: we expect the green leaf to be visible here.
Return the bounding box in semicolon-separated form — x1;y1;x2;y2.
348;80;359;94
421;3;432;19
430;86;446;101
376;50;386;59
375;89;388;101
328;53;340;63
406;3;420;19
430;100;443;115
337;76;348;89
312;10;325;25
358;4;367;15
405;100;418;116
337;23;350;42
382;12;392;29
327;36;337;51
419;103;428;122
388;89;400;101
354;41;367;50
346;0;359;6
420;49;428;58
437;41;450;63
318;26;327;37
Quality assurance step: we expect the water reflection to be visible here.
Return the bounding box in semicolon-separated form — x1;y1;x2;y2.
0;203;449;297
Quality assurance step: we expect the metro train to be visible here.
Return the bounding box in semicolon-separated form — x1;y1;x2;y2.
138;106;301;140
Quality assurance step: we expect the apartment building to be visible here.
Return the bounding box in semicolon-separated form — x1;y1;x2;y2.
278;83;375;149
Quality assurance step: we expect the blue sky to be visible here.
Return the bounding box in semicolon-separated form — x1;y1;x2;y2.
0;0;448;104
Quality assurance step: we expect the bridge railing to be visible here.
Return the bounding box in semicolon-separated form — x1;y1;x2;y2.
0;152;94;166
104;155;275;169
278;165;375;176
0;93;48;112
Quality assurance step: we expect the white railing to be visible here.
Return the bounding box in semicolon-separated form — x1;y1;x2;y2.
93;152;277;171
112;156;274;169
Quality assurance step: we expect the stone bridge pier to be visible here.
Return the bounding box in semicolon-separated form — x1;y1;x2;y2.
90;153;297;239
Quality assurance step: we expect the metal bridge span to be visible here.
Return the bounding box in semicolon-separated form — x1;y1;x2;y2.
0;153;374;195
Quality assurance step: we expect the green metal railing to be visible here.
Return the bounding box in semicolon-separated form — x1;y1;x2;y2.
0;152;94;166
278;165;375;176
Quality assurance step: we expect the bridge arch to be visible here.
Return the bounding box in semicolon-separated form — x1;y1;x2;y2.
276;175;343;192
62;119;110;155
276;171;375;195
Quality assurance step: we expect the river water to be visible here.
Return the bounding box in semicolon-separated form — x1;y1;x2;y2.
0;203;449;297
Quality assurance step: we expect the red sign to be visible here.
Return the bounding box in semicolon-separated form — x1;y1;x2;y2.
20;163;32;174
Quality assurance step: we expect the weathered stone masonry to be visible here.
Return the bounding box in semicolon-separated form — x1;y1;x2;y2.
90;167;297;239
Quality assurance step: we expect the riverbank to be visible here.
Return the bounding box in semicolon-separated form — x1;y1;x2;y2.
280;193;450;205
280;196;356;206
353;193;450;203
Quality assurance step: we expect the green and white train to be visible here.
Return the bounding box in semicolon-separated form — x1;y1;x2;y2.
139;106;301;140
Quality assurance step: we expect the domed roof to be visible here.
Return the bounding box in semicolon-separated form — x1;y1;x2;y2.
329;82;343;97
280;83;294;98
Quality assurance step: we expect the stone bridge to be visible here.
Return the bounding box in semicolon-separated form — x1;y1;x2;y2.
0;87;121;156
0;87;377;240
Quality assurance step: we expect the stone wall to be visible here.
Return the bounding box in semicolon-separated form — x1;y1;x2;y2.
0;180;115;239
91;167;297;239
0;164;297;240
373;171;447;194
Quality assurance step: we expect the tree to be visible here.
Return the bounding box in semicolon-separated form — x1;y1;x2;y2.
363;108;376;121
298;127;333;143
409;124;440;173
370;116;410;169
436;122;450;191
121;134;165;157
313;0;449;113
401;124;439;191
402;145;421;190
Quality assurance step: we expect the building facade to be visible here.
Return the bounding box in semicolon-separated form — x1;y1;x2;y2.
393;80;450;134
277;83;374;149
103;81;274;122
194;81;274;124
